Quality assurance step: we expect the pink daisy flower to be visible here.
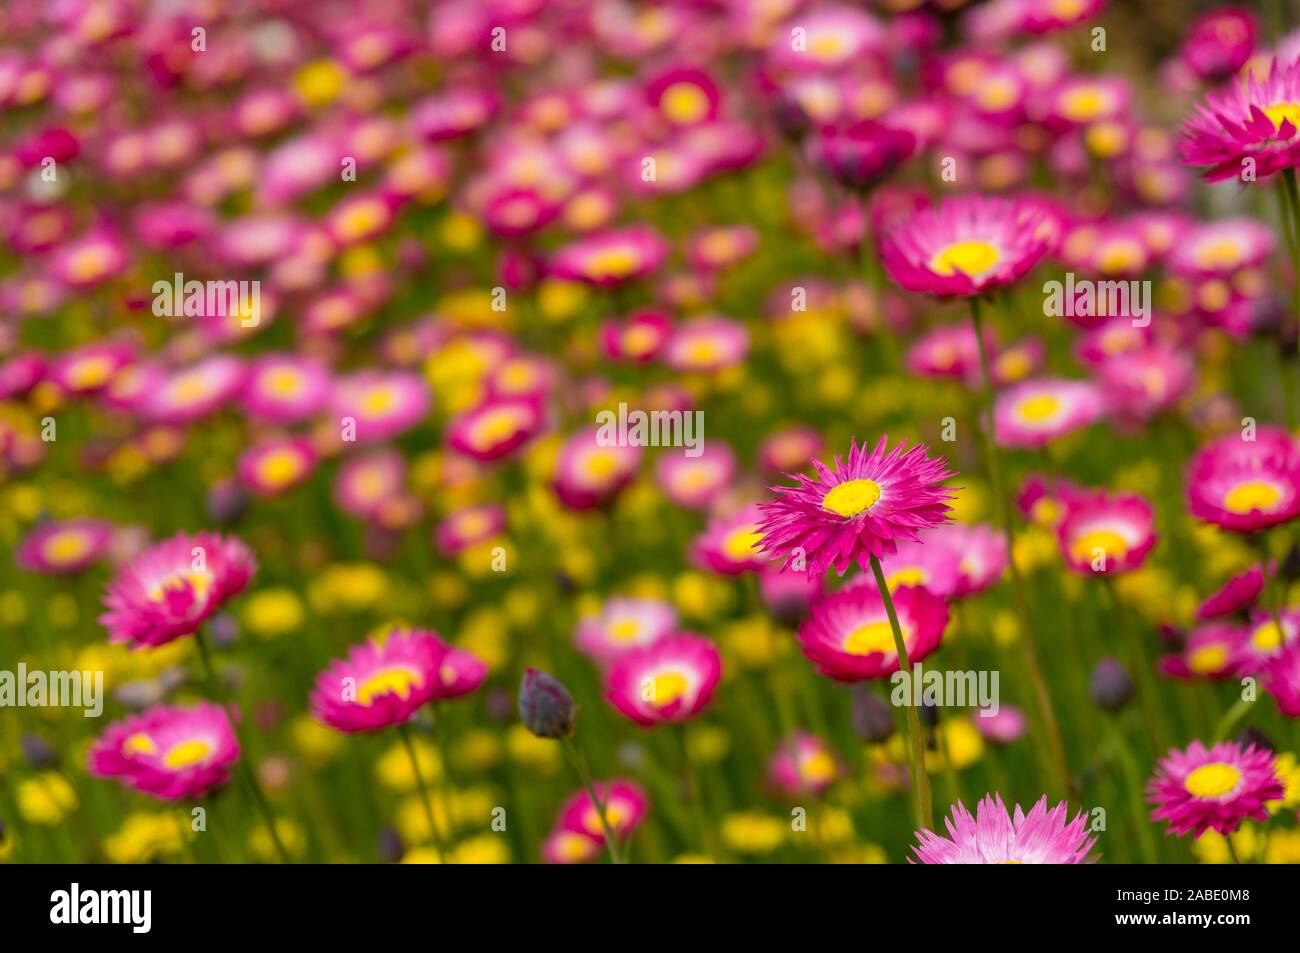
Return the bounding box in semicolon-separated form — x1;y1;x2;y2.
1148;741;1283;836
604;633;721;726
655;443;736;511
548;226;669;287
1230;610;1299;675
1196;564;1266;620
758;427;824;475
1262;639;1300;717
768;732;841;797
575;596;678;663
976;707;1029;745
333;450;406;520
1057;490;1156;575
756;436;955;577
557;780;649;843
236;437;318;498
310;627;486;733
994;377;1104;449
798;584;948;682
1168;218;1274;278
872;538;962;599
330;371;431;443
541;828;603;865
446;397;545;462
1181;7;1258;83
911;794;1097;864
434;504;507;557
88;702;239;800
1098;346;1195;425
1186;427;1300;532
15;518;113;575
242;355;331;424
100;532;256;648
600;310;675;363
925;522;1009;597
1159;623;1246;680
813;120;917;192
646;66;720;127
878;194;1054;298
661;316;750;374
140;356;247;426
552;428;642;511
1180;57;1300;181
692;504;771;576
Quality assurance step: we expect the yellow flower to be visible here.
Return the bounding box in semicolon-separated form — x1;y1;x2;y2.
803;806;855;848
454;729;503;773
829;843;889;864
400;847;443;864
506;724;561;773
290;714;344;767
1264;828;1300;864
686;724;731;764
294;59;347;107
451;834;510;864
721;812;786;854
992;608;1019;647
308;563;388;613
1193;824;1261;864
243;588;305;639
18;773;78;825
536;278;589;322
104;812;190;864
1013;526;1059;574
720;615;785;670
1268;752;1300;810
248;819;306;861
673;571;734;620
376;739;442;791
439;211;483;253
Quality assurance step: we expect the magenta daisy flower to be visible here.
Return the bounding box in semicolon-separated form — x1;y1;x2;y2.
15;518;113;575
768;732;841;797
242;354;331;424
1230;610;1299;675
446;397;546;462
1148;740;1284;836
100;532;256;648
1181;7;1257;81
756;436;955;577
1159;622;1246;680
310;627;485;733
604;633;721;726
575;597;678;663
1181;57;1300;181
911;794;1097;864
236;437;318;498
558;780;649;843
329;371;431;443
1057;489;1156;575
433;504;507;557
548;226;670;287
692;504;771;576
1262;639;1300;717
797;584;948;682
878;194;1054;298
1196;564;1266;620
994;377;1104;449
88;702;239;800
1168;218;1275;278
1186;427;1300;532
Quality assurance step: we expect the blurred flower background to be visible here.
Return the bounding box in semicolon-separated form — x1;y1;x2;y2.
2;0;1300;865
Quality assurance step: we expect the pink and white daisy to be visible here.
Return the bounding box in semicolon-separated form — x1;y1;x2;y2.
797;584;948;682
878;194;1054;298
1186;427;1300;533
1181;8;1258;83
100;532;256;648
310;627;486;733
1148;740;1284;836
655;443;736;511
548;226;669;287
911;794;1097;864
1159;623;1246;680
434;504;507;557
15;518;113;575
333;450;406;520
242;355;331;424
552;428;642;511
575;597;678;664
140;356;247;426
692;504;771;576
236;437;318;498
757;436;955;577
1230;610;1299;675
329;371;431;443
604;633;721;726
1057;490;1156;575
925;522;1009;597
446;397;545;463
88;702;239;801
994;378;1104;449
557;779;649;843
661;316;750;374
1168;219;1274;278
768;732;841;797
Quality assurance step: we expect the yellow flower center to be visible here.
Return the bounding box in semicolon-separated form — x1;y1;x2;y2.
1188;644;1229;675
1069;529;1129;562
43;531;91;564
1195;238;1245;271
801;750;836;782
67;355;114;389
1060;86;1110;122
808;33;845;61
356;667;423;706
650;671;689;706
257;449;306;487
723;526;764;562
265;368;304;397
471;408;526;450
660;82;709;124
163;738;213;770
1251;621;1286;651
582;449;619;481
842;621;899;657
585;247;639;280
888;567;929;588
1016;394;1062;423
930;240;1001;278
1223;480;1281;514
609;618;642;642
360;386;396;417
822;478;882;517
1184;762;1243;799
1263;101;1300;136
123;732;157;756
148;571;213;604
337;199;388;240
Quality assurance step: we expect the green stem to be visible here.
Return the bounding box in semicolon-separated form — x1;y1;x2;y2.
1106;717;1159;864
1100;579;1166;754
868;553;932;831
398;723;449;864
561;736;623;864
193;629;291;864
1283;168;1300;359
968;297;1071;799
1212;696;1254;743
675;727;719;860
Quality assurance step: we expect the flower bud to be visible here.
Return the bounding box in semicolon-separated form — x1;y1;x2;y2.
518;668;576;739
1090;656;1133;712
851;685;895;743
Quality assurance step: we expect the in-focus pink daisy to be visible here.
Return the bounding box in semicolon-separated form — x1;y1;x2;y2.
797;584;948;682
911;794;1097;864
1148;740;1283;836
878;194;1054;298
310;627;486;733
1186;426;1300;532
575;596;678;663
88;702;239;800
756;436;955;577
100;532;256;648
994;377;1104;449
768;732;841;797
1057;489;1156;575
605;633;721;726
16;518;113;575
1181;57;1300;181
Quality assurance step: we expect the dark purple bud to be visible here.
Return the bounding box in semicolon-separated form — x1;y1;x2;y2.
1235;727;1273;753
21;733;57;769
1090;656;1133;712
851;686;895;743
377;826;404;863
206;478;247;526
518;668;576;739
814;120;916;192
